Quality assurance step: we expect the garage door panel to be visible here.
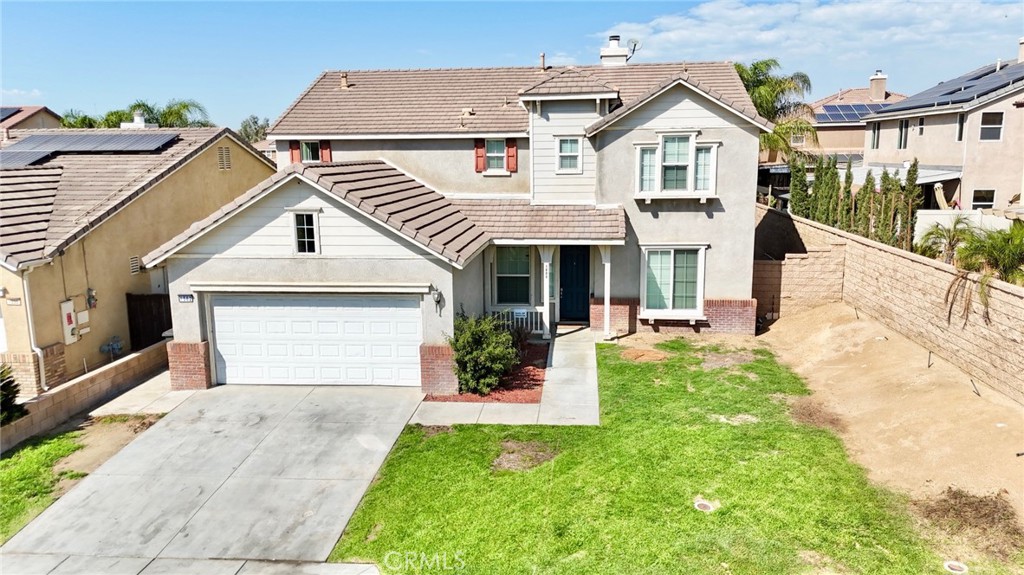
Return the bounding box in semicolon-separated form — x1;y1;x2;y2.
212;295;422;386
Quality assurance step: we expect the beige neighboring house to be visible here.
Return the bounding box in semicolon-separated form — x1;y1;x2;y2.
798;71;905;164
861;39;1024;210
0;127;275;398
144;36;773;395
251;139;275;163
1;106;62;130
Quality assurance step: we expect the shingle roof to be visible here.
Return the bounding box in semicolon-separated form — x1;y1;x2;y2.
0;128;270;270
269;62;762;136
144;161;491;268
0;106;62;129
519;68;615;96
0;166;61;268
450;199;625;242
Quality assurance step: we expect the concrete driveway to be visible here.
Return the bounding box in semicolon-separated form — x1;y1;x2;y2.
3;385;422;567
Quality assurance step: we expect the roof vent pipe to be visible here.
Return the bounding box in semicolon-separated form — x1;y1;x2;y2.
540;52;546;69
340;72;350;89
996;58;1002;72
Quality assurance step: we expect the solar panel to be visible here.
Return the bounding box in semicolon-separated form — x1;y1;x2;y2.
5;133;178;153
0;150;54;169
879;61;1024;114
0;107;20;122
815;113;830;123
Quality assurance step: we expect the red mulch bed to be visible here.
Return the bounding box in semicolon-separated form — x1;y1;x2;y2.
425;342;549;404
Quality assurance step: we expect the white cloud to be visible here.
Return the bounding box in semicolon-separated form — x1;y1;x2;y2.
545;52;578;66
1;88;43;102
599;0;1022;98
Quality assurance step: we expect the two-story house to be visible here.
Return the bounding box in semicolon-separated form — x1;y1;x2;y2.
144;37;772;394
860;39;1024;210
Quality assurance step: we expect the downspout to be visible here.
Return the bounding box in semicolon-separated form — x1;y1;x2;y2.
21;266;49;391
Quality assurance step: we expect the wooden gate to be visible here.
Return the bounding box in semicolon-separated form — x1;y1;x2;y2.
125;293;172;350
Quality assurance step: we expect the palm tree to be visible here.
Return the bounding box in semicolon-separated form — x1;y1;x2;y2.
735;58;817;156
129;99;212;128
60;109;98;128
945;224;1024;324
919;215;977;264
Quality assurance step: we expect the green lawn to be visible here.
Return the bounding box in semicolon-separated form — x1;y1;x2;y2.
0;430;82;543
331;341;945;574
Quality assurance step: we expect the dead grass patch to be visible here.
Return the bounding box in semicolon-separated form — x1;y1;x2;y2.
365;522;384;542
621;348;670;362
709;414;759;426
491;440;557;472
701;350;756;370
420;425;453;438
789;397;847;433
798;550;851;574
913;487;1024;561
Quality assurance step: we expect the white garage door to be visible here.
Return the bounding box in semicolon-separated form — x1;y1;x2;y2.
211;294;422;386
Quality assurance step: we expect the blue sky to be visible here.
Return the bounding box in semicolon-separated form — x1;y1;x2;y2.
2;1;1022;129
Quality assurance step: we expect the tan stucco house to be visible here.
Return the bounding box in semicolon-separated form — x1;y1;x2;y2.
145;36;772;394
0;127;275;397
860;39;1024;210
1;106;62;131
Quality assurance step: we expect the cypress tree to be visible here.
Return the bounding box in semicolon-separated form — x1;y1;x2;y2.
788;159;809;217
901;159;923;251
856;170;875;238
840;161;853;231
811;155;825;222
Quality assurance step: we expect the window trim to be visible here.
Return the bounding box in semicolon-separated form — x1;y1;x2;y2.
897;119;909;149
790;133;806;147
870;122;880;150
633;134;719;202
292;211;321;255
484;138;507;173
971;189;996;210
980;112;1003;141
555;136;583;175
956;113;965;142
494;246;532;305
917;117;924;136
299;141;321;163
639;245;707;321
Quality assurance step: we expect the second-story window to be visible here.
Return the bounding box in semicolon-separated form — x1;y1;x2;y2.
636;135;717;196
638;147;657;193
917;117;925;135
557;138;581;173
870;123;880;149
956;113;966;142
300;141;321;163
485;139;506;170
790;134;806;147
980;112;1003;141
897;119;909;150
662;136;690;191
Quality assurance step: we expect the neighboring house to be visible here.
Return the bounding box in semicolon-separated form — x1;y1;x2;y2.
0;128;276;397
801;70;905;165
144;36;772;394
251;139;276;163
0;106;62;131
861;39;1024;210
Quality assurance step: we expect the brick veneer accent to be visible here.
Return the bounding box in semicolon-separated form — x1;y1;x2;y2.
590;297;757;335
167;341;212;390
420;344;458;394
754;204;1024;405
1;342;67;400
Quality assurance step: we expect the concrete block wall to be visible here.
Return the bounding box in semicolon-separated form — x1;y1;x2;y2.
2;342;67;400
755;204;1024;405
1;341;168;453
752;247;845;317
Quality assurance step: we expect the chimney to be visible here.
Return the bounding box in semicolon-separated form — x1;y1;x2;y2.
600;35;629;67
540;52;546;69
120;110;156;129
868;70;887;102
340;72;349;89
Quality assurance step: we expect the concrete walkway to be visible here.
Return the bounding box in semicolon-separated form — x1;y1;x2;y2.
0;554;380;575
409;325;600;426
89;370;193;417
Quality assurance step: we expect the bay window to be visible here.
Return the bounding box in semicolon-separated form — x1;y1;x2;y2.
636;134;718;198
641;246;706;318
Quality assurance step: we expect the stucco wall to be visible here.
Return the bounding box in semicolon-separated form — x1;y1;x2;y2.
275;138;530;196
754;204;1024;405
594;84;762;301
809;125;865;153
7;136;274;386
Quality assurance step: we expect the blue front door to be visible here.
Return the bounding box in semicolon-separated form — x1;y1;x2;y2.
559;246;590;322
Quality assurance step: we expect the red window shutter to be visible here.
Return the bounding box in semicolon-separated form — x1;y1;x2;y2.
319;140;332;163
505;138;518;173
289;140;301;163
474;139;485;173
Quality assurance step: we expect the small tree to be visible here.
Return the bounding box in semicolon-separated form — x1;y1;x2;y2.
900;159;923;251
1;364;27;425
840;162;854;231
446;311;519;395
920;215;977;264
238;115;270;144
855;170;876;238
788;159;809;217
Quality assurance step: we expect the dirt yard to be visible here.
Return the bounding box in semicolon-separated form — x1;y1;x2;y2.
760;302;1024;523
51;415;161;496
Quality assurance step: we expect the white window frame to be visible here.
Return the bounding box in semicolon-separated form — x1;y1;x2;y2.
790;134;806;147
633;133;719;202
493;246;533;306
299;141;320;163
555;137;583;175
897;119;909;149
955;113;965;142
639;245;707;321
971;189;995;210
917;117;924;136
870;122;880;150
980;112;1002;141
291;210;321;255
484;139;507;173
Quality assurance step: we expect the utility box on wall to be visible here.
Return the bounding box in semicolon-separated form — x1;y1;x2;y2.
60;299;79;345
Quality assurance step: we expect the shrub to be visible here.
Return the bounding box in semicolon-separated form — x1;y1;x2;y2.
447;311;519;395
1;363;27;426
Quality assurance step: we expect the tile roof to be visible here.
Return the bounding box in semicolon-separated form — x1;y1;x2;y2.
0;128;270;269
450;199;625;242
145;161;491;268
270;62;762;136
0;166;61;268
867;59;1024;118
0;106;61;129
809;88;906;112
519;68;615;96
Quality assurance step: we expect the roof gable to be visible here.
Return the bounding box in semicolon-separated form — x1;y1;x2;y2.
519;68;616;97
0;106;62;129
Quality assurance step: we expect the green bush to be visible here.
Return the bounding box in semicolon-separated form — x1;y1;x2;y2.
447;311;519;395
1;364;27;426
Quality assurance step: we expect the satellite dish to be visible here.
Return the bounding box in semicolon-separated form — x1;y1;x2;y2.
626;39;642;61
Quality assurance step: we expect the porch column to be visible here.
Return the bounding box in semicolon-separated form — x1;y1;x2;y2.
538;246;555;340
599;245;612;340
